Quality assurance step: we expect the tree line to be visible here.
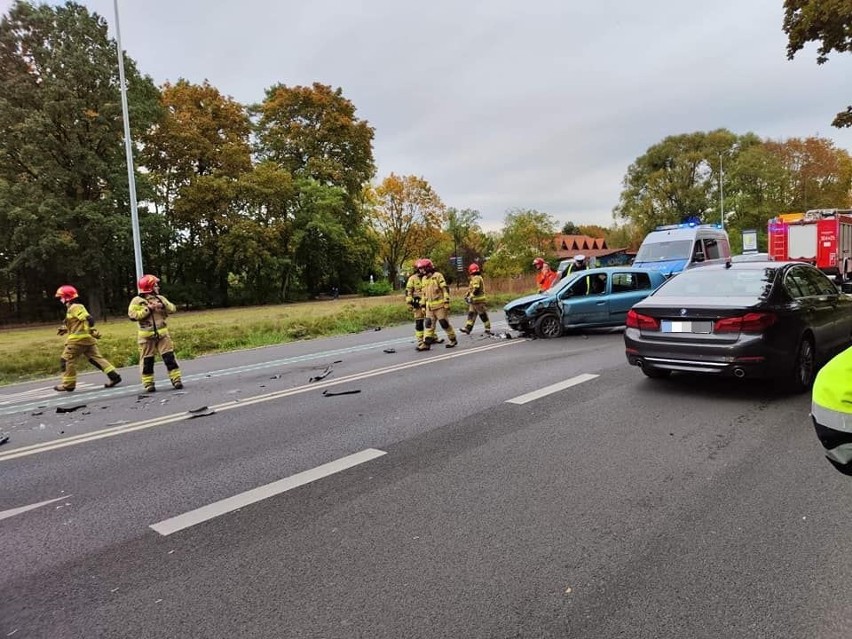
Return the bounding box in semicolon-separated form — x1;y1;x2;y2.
1;1;850;323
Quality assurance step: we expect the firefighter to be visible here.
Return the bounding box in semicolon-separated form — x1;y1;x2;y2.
128;274;182;392
404;263;427;348
53;285;122;392
811;346;852;476
416;258;458;351
459;262;492;335
533;257;558;293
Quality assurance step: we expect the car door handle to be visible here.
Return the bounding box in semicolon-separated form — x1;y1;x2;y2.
595;302;606;306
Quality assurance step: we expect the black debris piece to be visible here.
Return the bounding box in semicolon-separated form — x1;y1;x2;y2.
187;406;216;418
137;394;153;401
0;433;9;446
56;404;86;414
373;327;382;331
309;365;334;383
322;389;361;397
383;348;396;354
31;411;43;416
270;374;281;380
333;360;343;364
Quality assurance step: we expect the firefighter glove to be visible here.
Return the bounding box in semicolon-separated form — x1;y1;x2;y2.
57;326;68;336
464;296;472;304
90;328;102;339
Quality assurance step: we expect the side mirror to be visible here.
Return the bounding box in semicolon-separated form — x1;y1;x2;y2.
692;251;705;263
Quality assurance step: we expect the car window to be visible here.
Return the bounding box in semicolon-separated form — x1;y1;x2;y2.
703;238;721;260
786;267;823;297
654;267;776;299
612;272;652;293
635;239;692;262
801;267;838;296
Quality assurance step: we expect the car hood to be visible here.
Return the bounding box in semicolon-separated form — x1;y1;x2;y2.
504;292;549;311
631;258;687;275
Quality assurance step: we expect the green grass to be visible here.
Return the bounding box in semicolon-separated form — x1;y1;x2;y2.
0;292;520;385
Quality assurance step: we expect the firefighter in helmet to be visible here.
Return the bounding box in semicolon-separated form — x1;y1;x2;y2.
459;262;492;336
404;262;427;348
416;258;458;351
533;257;558;293
53;285;122;392
812;346;852;476
128;274;182;392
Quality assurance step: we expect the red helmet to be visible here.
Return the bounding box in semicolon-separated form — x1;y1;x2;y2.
468;263;480;274
137;274;160;294
533;257;545;269
55;285;78;303
416;258;434;272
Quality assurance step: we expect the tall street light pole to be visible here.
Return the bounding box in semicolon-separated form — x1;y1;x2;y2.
114;0;143;281
719;152;725;230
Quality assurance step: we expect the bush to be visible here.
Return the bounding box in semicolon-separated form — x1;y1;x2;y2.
358;280;393;296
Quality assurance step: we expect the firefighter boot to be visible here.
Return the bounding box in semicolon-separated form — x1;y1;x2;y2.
104;371;122;388
416;342;431;351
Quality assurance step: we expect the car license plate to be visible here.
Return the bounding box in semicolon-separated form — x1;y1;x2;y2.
661;320;712;333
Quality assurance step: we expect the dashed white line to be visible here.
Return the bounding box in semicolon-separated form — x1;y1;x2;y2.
0;495;71;522
505;373;599;405
150;449;386;536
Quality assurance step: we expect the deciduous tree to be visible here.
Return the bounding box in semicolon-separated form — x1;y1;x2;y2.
783;0;852;127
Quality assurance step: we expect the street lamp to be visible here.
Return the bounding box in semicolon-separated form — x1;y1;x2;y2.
718;152;725;230
113;0;143;281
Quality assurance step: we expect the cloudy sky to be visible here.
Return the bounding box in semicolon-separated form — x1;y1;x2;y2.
6;0;852;230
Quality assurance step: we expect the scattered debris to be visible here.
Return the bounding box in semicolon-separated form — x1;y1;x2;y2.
0;433;9;446
56;404;86;414
187;406;216;418
373;327;382;331
137;394;153;401
382;348;396;354
110;588;119;593
269;374;281;380
322;389;361;397
81;411;91;415
309;364;334;383
226;389;241;395
259;384;266;388
31;411;43;416
155;599;163;604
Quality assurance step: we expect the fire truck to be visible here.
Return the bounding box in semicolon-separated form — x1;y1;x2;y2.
767;209;852;281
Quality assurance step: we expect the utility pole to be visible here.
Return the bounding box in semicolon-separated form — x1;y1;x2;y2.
114;0;143;281
719;152;725;229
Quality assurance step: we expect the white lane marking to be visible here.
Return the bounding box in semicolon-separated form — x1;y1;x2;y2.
0;495;71;522
150;449;386;536
0;383;99;405
0;339;525;462
505;373;599;405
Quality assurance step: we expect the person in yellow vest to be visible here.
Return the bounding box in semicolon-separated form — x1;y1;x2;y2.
404;263;427;349
812;346;852;475
53;285;122;391
416;258;458;351
128;274;182;392
459;262;492;336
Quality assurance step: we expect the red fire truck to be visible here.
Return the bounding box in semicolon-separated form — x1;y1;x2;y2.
767;209;852;280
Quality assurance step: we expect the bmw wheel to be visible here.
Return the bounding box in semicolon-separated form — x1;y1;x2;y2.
534;313;564;339
787;336;815;393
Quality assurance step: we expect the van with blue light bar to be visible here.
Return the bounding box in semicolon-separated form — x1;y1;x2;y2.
632;223;731;276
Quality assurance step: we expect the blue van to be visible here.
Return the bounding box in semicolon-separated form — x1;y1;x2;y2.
632;224;731;276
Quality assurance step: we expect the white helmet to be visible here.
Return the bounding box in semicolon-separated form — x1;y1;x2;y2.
574;254;586;263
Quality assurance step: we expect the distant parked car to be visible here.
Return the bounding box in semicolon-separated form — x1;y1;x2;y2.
731;252;770;263
624;261;852;392
504;267;668;338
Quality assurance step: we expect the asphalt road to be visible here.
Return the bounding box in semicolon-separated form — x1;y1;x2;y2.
2;316;851;638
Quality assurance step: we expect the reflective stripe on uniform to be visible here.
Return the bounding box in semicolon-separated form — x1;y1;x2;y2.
812;402;852;434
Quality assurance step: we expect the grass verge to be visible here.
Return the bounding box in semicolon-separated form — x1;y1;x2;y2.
0;293;520;385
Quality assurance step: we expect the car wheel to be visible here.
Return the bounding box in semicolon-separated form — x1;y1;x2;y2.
641;365;671;379
534;313;563;339
787;335;815;393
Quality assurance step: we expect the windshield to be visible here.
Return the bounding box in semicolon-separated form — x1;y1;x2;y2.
635;239;692;262
654;267;777;300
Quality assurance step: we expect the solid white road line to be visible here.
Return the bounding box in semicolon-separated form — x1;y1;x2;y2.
0;339;524;462
0;495;71;522
505;373;599;405
149;449;387;536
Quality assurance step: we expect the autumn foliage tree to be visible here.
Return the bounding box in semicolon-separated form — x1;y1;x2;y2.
783;0;852;127
369;174;446;287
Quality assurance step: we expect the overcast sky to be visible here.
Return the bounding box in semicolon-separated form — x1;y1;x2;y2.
7;0;852;231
